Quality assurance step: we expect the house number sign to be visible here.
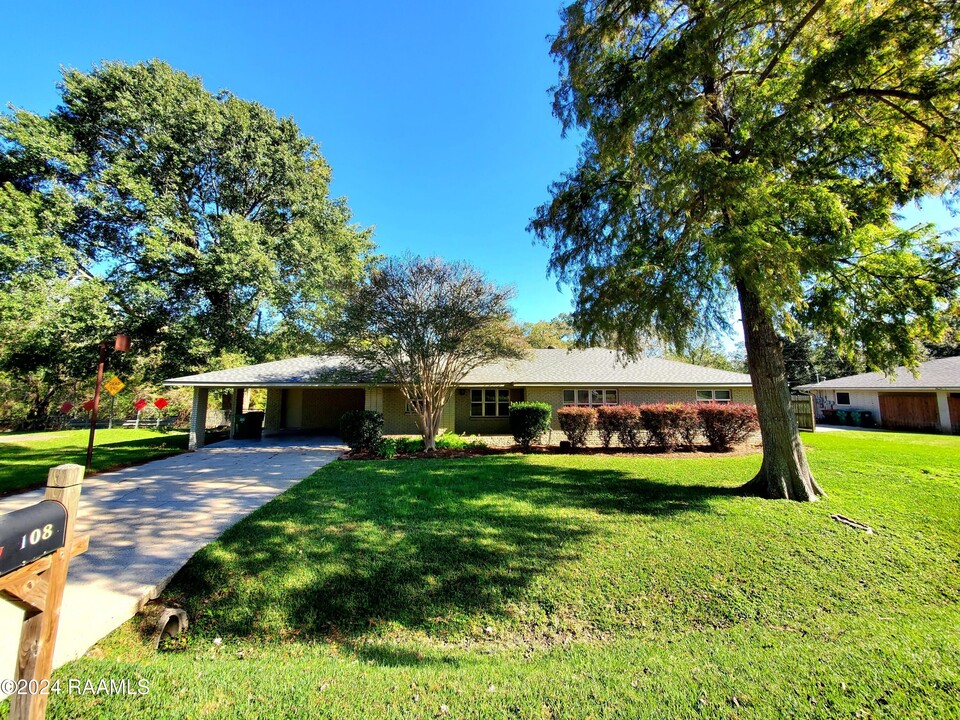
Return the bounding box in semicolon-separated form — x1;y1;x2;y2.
0;501;67;577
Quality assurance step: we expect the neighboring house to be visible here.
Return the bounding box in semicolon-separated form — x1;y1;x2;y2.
165;348;755;449
796;355;960;434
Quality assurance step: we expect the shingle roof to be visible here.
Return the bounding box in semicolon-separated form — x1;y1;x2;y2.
164;355;378;387
165;348;753;388
459;348;752;386
796;355;960;391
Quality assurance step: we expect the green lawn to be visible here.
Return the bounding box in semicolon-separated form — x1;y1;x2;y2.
0;428;188;495
33;431;960;719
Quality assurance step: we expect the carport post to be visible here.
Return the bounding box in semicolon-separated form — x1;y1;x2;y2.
936;392;951;433
229;389;245;440
189;387;209;451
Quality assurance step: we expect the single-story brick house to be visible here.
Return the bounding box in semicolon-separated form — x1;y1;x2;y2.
165;348;755;449
796;355;960;434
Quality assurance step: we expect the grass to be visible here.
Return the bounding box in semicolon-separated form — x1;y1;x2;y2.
0;428;188;495
26;431;960;718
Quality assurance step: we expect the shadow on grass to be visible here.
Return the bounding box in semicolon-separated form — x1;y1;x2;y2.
163;457;741;645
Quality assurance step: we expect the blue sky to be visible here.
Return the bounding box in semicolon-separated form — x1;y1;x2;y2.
1;0;580;322
1;1;956;328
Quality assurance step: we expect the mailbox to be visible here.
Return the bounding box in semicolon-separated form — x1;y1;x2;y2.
0;500;68;577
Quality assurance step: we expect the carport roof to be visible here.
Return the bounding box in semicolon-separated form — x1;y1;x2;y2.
164;349;753;388
164;355;378;387
796;355;960;392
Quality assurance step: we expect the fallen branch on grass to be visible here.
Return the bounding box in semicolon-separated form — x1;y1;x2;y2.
831;514;875;534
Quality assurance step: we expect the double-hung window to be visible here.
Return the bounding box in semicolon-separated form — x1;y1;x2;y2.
562;389;619;407
695;389;732;403
470;388;510;417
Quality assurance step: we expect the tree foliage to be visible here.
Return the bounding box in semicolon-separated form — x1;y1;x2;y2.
0;60;372;424
781;330;865;387
531;0;960;500
521;314;575;348
330;255;526;451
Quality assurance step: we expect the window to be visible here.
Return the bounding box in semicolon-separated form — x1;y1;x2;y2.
404;399;423;415
696;389;732;403
470;388;510;417
836;392;850;406
562;388;619;406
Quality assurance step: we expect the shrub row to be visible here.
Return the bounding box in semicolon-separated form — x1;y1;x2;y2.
374;432;487;458
575;402;757;451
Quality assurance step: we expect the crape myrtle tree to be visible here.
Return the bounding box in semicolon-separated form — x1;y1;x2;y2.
332;255;527;451
0;60;373;391
531;0;960;501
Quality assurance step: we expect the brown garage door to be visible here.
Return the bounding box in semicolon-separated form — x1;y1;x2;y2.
879;393;940;432
950;393;960;434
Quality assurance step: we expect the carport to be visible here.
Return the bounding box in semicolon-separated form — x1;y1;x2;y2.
165;357;375;450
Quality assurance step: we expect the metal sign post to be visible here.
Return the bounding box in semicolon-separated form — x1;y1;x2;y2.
85;335;130;470
0;464;89;719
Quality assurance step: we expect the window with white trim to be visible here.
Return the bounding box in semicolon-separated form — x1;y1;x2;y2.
835;392;850;405
470;388;510;417
696;389;732;403
562;389;619;407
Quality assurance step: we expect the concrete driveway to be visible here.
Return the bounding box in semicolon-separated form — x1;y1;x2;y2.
0;435;345;686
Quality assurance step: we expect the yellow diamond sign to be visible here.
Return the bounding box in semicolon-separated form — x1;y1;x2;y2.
104;376;125;396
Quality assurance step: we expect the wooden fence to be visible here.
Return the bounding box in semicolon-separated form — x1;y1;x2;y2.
790;394;816;431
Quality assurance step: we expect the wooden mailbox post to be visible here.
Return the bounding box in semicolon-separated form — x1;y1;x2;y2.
0;464;89;720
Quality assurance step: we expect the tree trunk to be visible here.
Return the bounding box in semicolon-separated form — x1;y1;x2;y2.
422;419;437;452
737;280;824;501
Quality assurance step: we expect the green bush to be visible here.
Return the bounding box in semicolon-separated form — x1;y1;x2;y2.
376;437;398;458
395;436;425;454
435;432;487;450
557;406;596;449
509;401;552;451
339;410;384;451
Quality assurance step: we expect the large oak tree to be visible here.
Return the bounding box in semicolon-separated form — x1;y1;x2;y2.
531;0;960;500
1;60;372;416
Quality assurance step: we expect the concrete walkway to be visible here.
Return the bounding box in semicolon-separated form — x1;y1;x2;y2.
0;435;345;685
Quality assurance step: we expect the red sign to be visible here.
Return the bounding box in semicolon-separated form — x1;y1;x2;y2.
59;402;74;414
134;399;148;412
82;400;95;412
153;398;169;410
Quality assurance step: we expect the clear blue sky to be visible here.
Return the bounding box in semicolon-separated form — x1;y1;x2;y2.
1;0;580;323
1;1;956;328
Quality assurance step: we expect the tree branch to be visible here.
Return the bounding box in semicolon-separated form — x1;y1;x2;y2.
757;0;827;86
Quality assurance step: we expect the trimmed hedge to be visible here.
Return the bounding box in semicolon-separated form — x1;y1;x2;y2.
595;405;618;447
557;406;596;449
638;403;701;451
509;401;552;451
339;410;384;451
594;404;643;448
697;402;759;450
592;402;758;451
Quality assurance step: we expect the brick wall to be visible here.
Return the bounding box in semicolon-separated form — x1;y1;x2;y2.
381;387;455;436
